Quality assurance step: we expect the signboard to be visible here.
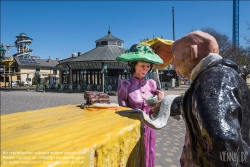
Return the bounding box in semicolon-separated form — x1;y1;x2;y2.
26;78;31;81
35;68;40;72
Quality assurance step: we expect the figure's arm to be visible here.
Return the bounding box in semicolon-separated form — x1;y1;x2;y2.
148;79;165;101
124;79;182;129
169;96;182;117
194;74;250;166
141;95;182;130
117;80;130;107
151;95;182;119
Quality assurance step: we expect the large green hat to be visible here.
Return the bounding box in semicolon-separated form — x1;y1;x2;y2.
116;44;163;64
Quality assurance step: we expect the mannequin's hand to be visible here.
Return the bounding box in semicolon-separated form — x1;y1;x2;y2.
150;101;161;113
155;90;164;101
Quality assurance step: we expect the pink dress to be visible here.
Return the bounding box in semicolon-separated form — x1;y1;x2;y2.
118;76;157;167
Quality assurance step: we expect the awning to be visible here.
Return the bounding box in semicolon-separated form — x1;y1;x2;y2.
41;74;59;78
141;37;174;70
15;72;34;74
15;71;50;75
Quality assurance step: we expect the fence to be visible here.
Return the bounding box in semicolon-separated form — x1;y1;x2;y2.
36;76;119;93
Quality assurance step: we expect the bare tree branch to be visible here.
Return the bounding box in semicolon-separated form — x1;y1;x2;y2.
201;27;250;74
243;21;250;45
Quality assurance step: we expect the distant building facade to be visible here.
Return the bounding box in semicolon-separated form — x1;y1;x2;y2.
0;32;60;88
56;30;129;92
14;57;60;85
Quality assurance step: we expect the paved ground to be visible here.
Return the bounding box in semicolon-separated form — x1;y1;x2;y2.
0;87;188;167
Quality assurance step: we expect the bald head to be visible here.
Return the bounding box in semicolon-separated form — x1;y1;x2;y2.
171;30;219;79
172;30;219;58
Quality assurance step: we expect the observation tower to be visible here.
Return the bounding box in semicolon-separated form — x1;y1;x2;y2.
13;32;33;58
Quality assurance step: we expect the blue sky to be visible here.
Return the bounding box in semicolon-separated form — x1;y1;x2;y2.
1;1;250;60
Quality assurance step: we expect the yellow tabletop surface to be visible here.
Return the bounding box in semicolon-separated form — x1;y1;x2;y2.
1;105;145;167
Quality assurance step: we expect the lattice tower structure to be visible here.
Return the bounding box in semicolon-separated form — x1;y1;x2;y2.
14;32;33;58
233;0;239;46
3;44;16;59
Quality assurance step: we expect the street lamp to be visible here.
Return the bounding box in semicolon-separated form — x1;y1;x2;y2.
101;63;108;93
0;44;6;62
0;44;6;87
124;67;129;79
166;66;173;76
158;70;164;79
239;65;248;82
158;70;164;88
158;70;164;75
81;68;87;91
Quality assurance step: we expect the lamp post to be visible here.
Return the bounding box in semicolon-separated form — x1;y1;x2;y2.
80;69;84;84
101;63;108;93
0;44;6;88
0;44;6;62
81;68;87;91
166;65;173;88
240;65;247;82
158;70;164;88
124;67;128;79
166;65;173;77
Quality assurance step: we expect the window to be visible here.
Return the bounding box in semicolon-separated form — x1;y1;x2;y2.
96;42;100;47
117;41;122;46
63;70;69;75
101;41;107;45
53;69;57;75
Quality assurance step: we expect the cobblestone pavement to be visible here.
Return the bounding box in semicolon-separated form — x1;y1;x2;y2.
1;88;187;167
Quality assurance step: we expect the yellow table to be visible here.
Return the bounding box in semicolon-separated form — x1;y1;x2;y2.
1;105;145;167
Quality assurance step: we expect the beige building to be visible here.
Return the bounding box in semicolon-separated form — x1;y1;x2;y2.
15;57;60;86
0;57;60;87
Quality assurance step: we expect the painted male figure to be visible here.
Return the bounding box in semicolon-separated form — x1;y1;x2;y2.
149;30;250;166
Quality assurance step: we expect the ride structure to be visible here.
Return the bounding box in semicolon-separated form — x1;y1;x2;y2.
233;0;239;46
12;32;33;58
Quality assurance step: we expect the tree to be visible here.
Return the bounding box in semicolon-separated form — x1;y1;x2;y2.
33;72;40;85
238;46;250;77
201;27;250;77
201;27;239;58
139;35;164;43
243;21;250;46
241;22;250;74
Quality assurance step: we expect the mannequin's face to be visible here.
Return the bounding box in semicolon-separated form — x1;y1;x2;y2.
171;44;194;79
133;61;151;79
171;30;220;79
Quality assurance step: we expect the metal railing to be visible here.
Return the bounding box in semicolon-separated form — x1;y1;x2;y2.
36;78;170;93
36;83;115;92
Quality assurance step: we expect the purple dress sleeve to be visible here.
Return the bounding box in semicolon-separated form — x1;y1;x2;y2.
117;79;130;107
146;79;157;94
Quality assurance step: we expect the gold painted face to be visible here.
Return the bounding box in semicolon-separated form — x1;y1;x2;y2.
133;61;151;79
